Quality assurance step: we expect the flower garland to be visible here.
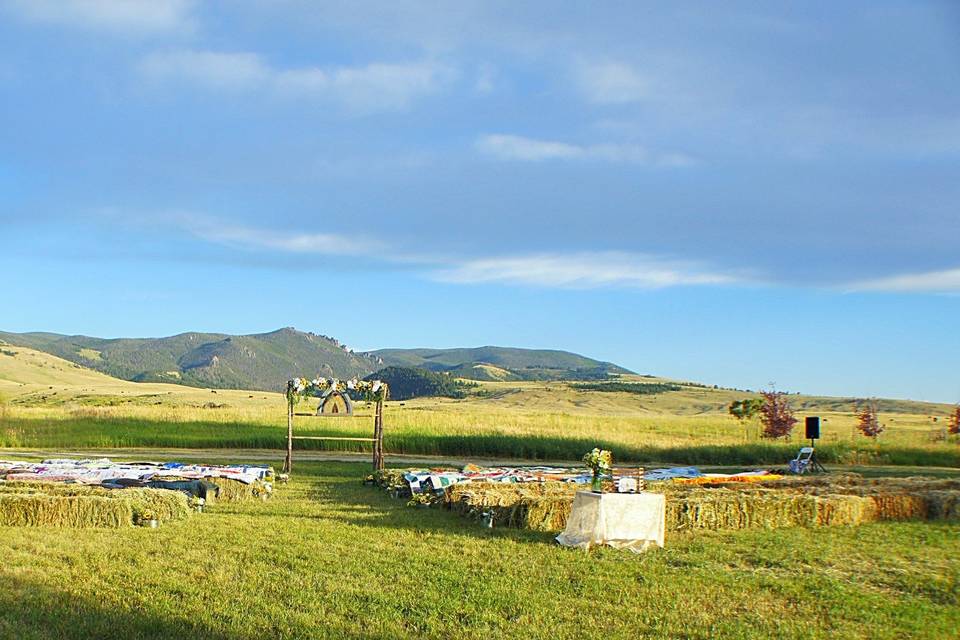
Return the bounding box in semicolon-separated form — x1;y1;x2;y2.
286;377;389;403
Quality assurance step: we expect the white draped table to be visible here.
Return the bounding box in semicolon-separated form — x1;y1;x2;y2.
556;491;665;553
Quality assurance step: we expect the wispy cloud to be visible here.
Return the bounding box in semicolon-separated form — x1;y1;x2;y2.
139;50;268;90
432;252;740;289
178;217;383;257
473;63;497;94
574;60;650;105
2;0;196;35
850;267;960;294
152;213;737;289
476;134;696;166
138;49;456;111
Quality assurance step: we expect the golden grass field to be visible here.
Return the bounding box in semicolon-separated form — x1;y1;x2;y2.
1;344;957;464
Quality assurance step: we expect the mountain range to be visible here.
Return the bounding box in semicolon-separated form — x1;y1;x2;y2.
0;328;631;391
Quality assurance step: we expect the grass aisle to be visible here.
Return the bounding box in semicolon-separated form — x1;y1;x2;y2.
0;461;957;639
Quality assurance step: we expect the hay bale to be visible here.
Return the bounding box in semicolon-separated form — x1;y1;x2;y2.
0;483;191;526
210;477;269;502
123;488;192;523
925;491;960;520
446;482;578;531
0;494;133;528
0;482;116;497
867;493;928;521
665;490;818;531
814;494;874;526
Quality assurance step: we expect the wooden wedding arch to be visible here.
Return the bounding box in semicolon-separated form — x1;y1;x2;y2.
283;377;388;474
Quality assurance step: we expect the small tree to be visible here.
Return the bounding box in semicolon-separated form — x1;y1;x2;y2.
948;405;960;437
759;389;797;439
728;398;763;422
855;399;884;439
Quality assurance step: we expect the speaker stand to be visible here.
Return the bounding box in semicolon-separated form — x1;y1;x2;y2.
809;439;827;473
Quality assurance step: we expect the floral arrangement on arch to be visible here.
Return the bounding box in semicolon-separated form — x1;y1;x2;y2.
286;377;389;403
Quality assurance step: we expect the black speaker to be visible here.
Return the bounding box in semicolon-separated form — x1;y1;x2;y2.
805;416;821;440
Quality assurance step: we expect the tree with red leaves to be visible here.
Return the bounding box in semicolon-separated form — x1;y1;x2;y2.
855;399;884;439
948;405;960;437
759;389;798;439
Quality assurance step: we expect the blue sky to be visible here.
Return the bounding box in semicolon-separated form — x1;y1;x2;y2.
1;1;958;402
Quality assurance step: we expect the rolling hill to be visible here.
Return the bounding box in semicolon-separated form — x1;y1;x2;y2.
0;342;952;422
0;329;633;391
0;328;380;392
372;346;632;381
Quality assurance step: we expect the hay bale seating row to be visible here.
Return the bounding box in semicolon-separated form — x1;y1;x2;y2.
2;477;269;503
0;482;193;528
444;477;960;533
0;494;135;528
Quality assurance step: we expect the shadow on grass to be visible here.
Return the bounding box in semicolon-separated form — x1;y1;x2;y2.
302;467;559;545
4;415;959;467
0;572;405;640
0;575;241;640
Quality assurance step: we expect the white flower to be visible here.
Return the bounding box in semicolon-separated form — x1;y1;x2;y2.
347;379;356;390
372;381;382;394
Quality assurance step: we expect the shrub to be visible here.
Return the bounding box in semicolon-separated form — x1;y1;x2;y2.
570;382;681;395
855;399;885;439
759;389;798;439
948;406;960;437
364;366;469;400
728;398;763;422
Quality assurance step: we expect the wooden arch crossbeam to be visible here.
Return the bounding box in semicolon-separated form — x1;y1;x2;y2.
283;377;388;474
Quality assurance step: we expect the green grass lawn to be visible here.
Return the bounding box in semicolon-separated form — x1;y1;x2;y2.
1;460;957;639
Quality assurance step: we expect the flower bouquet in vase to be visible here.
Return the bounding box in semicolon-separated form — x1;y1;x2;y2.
582;448;613;493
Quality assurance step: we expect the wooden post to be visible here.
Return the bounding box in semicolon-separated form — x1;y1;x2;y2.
372;396;384;471
284;397;294;474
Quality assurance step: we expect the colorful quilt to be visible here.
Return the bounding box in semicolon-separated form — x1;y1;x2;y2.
0;458;274;486
398;464;777;494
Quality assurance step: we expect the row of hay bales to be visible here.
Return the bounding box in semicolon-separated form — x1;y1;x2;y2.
0;482;192;528
443;475;960;533
0;477;270;528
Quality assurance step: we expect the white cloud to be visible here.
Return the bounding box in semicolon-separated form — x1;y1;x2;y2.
850;267;960;294
99;210;743;290
139;50;269;90
179;217;382;257
477;134;585;161
474;63;496;94
3;0;195;35
432;252;739;289
138;49;454;111
276;61;455;111
476;134;695;166
575;60;650;104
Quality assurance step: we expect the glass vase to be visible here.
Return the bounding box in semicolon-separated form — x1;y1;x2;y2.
591;473;603;493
